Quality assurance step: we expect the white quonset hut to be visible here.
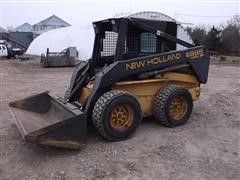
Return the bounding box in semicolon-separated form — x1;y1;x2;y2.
26;25;94;60
26;11;193;60
128;11;194;50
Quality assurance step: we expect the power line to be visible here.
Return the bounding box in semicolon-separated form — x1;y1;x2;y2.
174;13;235;18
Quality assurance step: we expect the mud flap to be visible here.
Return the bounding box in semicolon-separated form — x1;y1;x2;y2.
9;91;87;149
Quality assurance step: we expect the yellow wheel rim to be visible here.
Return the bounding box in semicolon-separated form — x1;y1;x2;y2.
169;95;188;120
110;104;133;131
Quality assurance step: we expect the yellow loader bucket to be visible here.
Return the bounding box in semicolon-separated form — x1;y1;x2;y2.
9;91;87;149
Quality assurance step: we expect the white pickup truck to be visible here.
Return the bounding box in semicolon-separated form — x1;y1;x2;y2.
0;44;8;58
0;43;24;59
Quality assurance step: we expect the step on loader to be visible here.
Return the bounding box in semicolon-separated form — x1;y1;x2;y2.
9;18;210;149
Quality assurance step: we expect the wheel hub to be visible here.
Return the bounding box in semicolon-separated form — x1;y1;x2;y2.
169;95;188;120
110;104;133;131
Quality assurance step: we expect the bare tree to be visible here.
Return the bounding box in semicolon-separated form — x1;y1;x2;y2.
6;26;15;32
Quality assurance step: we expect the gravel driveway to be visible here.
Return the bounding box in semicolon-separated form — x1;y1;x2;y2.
0;58;239;180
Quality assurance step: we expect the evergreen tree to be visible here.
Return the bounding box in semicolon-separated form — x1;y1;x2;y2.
186;26;206;46
204;26;223;52
221;15;240;55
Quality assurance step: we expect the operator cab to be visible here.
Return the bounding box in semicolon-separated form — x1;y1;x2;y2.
92;18;178;68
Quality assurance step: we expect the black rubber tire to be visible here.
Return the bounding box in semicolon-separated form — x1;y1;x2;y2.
153;84;193;127
92;90;141;141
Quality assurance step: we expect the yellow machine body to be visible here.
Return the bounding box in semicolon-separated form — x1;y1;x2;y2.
79;72;200;118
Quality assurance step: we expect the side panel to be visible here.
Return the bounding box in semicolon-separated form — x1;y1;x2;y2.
81;73;200;117
112;72;199;117
112;79;167;117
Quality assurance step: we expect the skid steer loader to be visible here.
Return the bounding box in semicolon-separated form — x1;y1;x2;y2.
9;18;210;149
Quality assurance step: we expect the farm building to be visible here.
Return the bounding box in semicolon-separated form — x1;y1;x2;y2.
14;23;33;32
0;25;33;50
13;15;70;35
0;26;8;40
0;15;71;50
32;15;71;35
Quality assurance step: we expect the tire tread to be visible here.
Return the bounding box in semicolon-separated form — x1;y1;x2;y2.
153;84;186;127
92;90;139;141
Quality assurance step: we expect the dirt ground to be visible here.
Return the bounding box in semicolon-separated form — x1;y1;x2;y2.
0;58;239;180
